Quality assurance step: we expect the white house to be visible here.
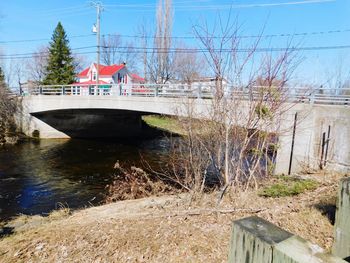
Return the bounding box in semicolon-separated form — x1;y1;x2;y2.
75;63;145;86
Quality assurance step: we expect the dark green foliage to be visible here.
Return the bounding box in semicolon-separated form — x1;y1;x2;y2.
43;22;76;85
0;66;5;86
259;176;319;198
255;104;272;119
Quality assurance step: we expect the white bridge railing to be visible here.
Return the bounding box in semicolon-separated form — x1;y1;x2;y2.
19;83;350;106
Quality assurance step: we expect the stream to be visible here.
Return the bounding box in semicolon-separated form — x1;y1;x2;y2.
0;137;170;221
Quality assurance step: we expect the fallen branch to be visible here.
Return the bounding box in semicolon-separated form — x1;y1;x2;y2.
141;207;267;219
91;207;267;222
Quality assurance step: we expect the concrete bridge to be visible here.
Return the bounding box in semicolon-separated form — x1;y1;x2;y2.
18;84;350;174
20;95;209;138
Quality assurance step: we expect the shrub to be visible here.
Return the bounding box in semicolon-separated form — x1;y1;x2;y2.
258;176;319;198
105;162;177;203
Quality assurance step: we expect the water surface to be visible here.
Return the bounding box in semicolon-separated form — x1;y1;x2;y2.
0;137;169;221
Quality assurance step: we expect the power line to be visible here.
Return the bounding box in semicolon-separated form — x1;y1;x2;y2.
104;0;335;10
0;34;95;44
0;46;96;58
1;44;350;60
0;51;97;60
102;44;350;53
2;27;349;45
103;28;350;40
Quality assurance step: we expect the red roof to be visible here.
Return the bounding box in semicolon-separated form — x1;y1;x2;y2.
130;73;145;83
77;67;89;77
77;63;125;77
100;64;125;75
72;80;109;85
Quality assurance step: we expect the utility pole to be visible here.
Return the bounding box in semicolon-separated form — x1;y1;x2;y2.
91;1;103;87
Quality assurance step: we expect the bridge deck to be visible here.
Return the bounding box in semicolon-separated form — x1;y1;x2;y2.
18;83;350;106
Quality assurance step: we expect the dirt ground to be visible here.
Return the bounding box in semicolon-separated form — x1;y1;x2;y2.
0;171;346;263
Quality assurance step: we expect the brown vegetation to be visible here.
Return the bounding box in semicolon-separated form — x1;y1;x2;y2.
0;171;345;262
105;162;178;202
141;12;304;202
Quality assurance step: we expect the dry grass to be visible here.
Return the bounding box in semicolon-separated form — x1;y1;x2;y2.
0;171;345;263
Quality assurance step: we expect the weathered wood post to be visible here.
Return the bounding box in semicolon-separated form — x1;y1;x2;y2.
228;216;292;262
333;177;350;261
228;216;346;263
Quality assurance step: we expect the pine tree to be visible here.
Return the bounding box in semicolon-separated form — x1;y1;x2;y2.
0;66;5;86
43;22;76;85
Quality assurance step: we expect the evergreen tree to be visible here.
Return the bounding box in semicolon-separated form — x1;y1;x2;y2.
43;22;76;85
0;66;5;86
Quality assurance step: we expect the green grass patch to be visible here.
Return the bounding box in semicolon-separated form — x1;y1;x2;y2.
142;115;184;135
259;176;319;198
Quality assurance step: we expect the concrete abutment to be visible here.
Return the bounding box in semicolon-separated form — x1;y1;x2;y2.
275;104;350;175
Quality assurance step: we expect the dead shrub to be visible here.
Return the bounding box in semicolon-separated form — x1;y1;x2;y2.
105;161;178;203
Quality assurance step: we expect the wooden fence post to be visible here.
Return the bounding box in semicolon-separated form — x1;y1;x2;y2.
228;216;346;263
333;177;350;261
228;216;292;263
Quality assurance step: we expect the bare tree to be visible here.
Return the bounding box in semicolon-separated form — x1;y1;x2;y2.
138;20;150;81
101;35;138;72
12;60;25;93
25;46;85;84
73;53;87;73
324;55;350;95
101;34;122;65
0;58;26;92
122;41;139;73
147;0;174;83
160;14;299;199
173;42;206;84
25;46;48;83
1;60;14;87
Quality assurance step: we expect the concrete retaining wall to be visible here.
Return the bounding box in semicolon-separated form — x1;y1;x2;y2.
275;104;350;174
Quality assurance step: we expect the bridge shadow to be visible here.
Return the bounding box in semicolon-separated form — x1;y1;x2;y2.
31;109;166;139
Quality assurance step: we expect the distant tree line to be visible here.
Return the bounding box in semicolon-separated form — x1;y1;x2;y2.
0;66;18;145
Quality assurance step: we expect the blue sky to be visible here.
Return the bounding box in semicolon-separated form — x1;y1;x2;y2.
0;0;349;85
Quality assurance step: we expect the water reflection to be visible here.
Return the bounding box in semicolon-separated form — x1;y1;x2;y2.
0;137;169;220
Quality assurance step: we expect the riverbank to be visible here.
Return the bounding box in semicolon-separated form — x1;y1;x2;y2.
0;134;18;146
0;131;27;146
143;115;184;135
0;171;345;262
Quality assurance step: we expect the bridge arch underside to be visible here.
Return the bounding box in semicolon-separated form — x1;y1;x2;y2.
30;108;162;139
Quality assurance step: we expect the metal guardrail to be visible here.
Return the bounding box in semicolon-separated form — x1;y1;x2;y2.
18;83;350;106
